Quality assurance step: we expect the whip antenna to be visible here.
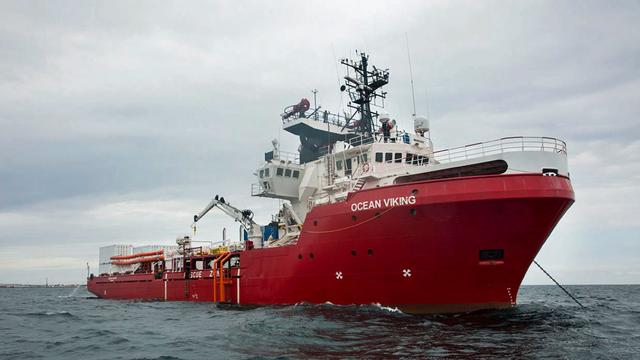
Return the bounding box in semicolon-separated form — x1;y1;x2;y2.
405;33;417;117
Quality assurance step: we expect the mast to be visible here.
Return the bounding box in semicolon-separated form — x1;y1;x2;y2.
340;52;389;138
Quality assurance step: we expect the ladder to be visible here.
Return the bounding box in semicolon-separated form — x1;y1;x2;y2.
326;155;334;186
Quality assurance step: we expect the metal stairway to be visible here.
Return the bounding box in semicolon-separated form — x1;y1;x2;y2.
352;178;366;192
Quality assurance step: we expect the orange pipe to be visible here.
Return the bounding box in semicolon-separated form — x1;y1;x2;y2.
218;253;232;303
212;257;218;302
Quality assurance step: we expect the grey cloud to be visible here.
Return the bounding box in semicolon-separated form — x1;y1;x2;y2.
0;0;639;284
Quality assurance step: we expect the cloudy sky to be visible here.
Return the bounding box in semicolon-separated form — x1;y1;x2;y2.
1;1;638;285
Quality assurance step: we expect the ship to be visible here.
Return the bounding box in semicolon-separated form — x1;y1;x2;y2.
87;52;574;314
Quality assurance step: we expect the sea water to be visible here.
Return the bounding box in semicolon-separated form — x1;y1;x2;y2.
0;285;638;359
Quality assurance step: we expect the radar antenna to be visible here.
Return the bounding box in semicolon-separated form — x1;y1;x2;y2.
339;52;389;138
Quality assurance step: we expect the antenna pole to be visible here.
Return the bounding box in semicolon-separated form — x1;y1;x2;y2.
340;53;389;137
312;89;318;120
405;33;417;117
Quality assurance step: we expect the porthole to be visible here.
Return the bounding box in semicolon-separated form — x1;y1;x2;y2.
412;189;418;195
410;209;417;216
367;248;374;255
352;215;357;221
313;220;318;226
351;250;357;256
375;212;381;218
298;254;303;260
309;253;315;259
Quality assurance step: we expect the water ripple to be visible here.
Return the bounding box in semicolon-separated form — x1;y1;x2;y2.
1;286;639;359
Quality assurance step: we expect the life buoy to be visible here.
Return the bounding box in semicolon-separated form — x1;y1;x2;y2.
363;163;370;172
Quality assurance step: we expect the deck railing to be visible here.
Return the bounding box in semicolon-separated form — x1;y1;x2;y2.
281;107;351;128
433;136;567;164
251;182;266;196
270;149;300;164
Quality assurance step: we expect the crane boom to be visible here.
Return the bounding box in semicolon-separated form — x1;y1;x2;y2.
192;195;264;247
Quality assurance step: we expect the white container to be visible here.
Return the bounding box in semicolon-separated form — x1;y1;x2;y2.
98;244;132;274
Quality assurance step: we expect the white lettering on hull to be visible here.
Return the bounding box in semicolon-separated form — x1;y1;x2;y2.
350;195;416;212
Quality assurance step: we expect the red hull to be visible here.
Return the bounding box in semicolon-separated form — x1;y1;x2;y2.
88;174;574;313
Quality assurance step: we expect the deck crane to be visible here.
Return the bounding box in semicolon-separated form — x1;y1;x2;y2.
192;195;264;248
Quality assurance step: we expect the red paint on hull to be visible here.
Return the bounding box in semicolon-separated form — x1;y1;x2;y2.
87;174;574;313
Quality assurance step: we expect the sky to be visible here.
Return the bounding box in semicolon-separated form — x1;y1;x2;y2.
0;1;638;285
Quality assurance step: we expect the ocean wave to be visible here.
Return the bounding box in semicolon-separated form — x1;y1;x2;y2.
19;310;77;319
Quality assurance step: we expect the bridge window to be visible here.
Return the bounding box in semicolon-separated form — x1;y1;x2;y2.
276;167;284;176
385;153;393;163
395;153;402;163
415;156;428;165
292;170;300;178
375;152;383;162
406;153;414;164
336;160;343;170
284;169;292;177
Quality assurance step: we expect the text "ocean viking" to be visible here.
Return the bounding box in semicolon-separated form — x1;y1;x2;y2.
350;195;416;212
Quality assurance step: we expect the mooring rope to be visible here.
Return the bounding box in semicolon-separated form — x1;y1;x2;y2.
534;260;585;308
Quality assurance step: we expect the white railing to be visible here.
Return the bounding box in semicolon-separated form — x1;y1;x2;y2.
281;107;350;128
433;136;567;164
271;149;300;164
251;182;267;196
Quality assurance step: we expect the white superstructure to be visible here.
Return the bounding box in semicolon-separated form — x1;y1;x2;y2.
252;114;569;224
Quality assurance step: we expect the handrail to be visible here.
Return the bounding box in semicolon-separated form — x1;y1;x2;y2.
281;108;351;128
433;136;567;164
270;149;300;164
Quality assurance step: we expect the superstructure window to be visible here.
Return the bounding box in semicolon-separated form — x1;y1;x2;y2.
336;160;343;170
276;167;284;176
259;169;264;178
394;153;402;163
406;154;414;164
385;153;393;163
284;169;292;177
362;153;368;163
375;152;383;162
415;156;428;165
264;168;270;177
292;170;300;178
